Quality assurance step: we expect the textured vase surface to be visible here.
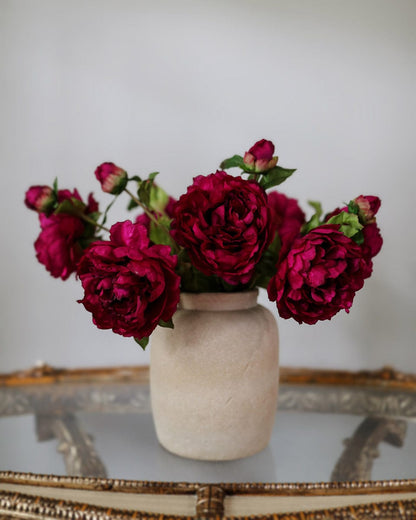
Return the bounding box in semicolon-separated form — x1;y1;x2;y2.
150;290;279;461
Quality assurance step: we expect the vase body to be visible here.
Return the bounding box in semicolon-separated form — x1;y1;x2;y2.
150;290;279;461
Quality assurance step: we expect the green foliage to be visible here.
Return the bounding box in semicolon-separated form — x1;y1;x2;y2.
177;250;232;292
302;201;324;234
127;198;139;211
128;175;142;183
348;200;359;215
149;183;169;213
138;172;159;207
220;154;245;170
52;177;59;199
352;230;365;245
326;211;363;238
158;319;174;329
259;166;296;190
302;200;365;245
149;217;175;247
135;172;169;214
54;197;86;216
252;232;281;289
134;336;149;350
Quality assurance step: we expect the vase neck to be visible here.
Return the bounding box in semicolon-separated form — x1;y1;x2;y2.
179;290;259;311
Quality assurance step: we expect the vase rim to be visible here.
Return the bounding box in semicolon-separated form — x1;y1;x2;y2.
179;289;259;311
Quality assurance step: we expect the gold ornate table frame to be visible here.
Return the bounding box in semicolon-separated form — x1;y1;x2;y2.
0;364;415;519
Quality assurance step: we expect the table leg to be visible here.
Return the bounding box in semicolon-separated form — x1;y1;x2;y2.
36;413;107;478
331;416;407;481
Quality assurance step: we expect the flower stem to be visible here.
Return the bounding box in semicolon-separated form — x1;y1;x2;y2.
124;188;180;255
80;214;110;233
125;188;159;225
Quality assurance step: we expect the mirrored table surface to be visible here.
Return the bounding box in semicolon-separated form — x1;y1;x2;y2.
0;364;415;518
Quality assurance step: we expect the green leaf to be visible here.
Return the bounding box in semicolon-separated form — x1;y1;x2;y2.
52;177;58;198
149;183;169;213
127;198;139;211
54;197;85;216
252;234;281;289
137;172;161;208
220;155;245;170
149;217;175;247
88;211;101;222
259;166;296;190
308;200;323;219
134;336;149;350
348;200;359;215
302;201;324;234
159;319;174;329
326;211;363;238
352;230;364;245
148;171;159;182
138;181;150;207
128;175;142;183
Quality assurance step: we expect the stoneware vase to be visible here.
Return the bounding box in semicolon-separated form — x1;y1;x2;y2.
150;290;279;461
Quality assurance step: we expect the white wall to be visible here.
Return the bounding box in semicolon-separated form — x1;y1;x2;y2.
1;0;415;373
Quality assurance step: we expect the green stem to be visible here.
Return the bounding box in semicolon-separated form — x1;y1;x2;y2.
125;188;159;225
124;188;181;255
80;214;110;233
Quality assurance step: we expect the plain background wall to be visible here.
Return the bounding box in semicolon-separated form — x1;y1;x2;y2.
1;0;415;374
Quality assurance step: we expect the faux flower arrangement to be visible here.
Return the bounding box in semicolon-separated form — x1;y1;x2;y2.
25;139;382;349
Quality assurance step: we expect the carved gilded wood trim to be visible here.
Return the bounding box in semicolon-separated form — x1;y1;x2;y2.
1;364;415;391
0;475;415;519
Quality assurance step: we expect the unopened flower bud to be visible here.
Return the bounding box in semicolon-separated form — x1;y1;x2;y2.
243;139;278;172
24;185;55;213
354;195;381;224
95;162;128;195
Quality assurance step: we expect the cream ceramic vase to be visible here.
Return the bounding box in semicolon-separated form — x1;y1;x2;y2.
150;290;279;461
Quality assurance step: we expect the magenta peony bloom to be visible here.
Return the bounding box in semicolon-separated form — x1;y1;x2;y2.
268;191;305;256
171;171;274;285
243;139;278;172
361;223;383;261
77;220;180;340
95;162;128;195
34;189;99;280
268;225;370;324
24;185;55;214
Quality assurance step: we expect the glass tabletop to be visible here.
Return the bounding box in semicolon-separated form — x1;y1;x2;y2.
0;364;415;485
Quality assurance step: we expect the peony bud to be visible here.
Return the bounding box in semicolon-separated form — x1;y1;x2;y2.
24;185;55;213
354;195;381;224
95;162;128;195
243;139;278;172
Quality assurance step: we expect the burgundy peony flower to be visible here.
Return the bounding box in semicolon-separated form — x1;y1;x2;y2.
268;225;370;324
34;189;99;280
25;185;56;214
361;223;383;260
95;162;128;195
268;191;305;256
353;195;383;267
77;220;180;340
171;171;274;285
243;139;278;172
